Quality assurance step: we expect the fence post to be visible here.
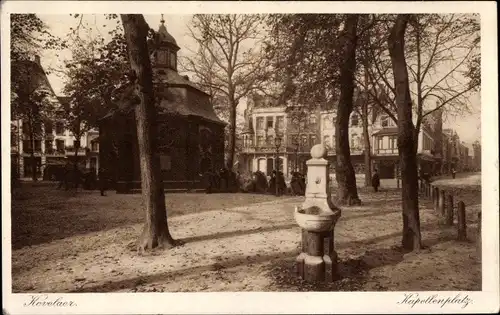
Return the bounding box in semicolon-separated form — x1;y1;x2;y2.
439;190;445;216
477;212;481;255
457;201;467;241
446;194;454;225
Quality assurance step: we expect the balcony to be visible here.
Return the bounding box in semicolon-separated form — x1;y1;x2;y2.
65;147;87;156
46;149;66;157
375;148;398;156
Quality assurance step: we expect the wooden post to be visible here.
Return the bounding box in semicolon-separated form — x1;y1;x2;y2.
439;190;445;216
457;201;467;241
446;194;454;225
433;187;439;212
477;212;481;255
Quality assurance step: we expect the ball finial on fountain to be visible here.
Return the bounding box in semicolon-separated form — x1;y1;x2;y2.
310;144;327;159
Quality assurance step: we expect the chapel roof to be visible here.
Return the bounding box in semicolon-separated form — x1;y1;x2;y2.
156;15;179;49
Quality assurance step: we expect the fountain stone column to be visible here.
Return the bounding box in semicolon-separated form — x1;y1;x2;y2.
294;144;342;282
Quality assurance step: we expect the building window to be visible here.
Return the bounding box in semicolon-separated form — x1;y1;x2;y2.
157;51;167;65
266;135;273;145
22;121;30;135
169;52;176;69
266;117;273;129
311;135;317;145
323;116;331;129
257;136;264;147
381;115;389;127
290;134;299;146
56;139;65;153
351;114;359;126
44;121;53;135
301;135;308;147
34;140;42;152
351;133;357;148
55;122;65;135
256;117;264;130
390;136;397;149
276;116;284;131
323;135;330;149
309;114;317;125
377;137;383;150
22;140;32;153
45;140;53;153
91;141;99;152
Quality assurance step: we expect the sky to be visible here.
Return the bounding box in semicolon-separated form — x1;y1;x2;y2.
37;14;481;145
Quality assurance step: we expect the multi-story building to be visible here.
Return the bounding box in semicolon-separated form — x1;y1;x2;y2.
10;56;99;180
239;95;320;177
238;95;477;179
11;117;100;180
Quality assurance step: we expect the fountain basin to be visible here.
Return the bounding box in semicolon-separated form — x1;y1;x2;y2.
294;206;340;232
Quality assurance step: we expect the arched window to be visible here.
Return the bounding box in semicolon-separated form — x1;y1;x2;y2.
323;115;331;129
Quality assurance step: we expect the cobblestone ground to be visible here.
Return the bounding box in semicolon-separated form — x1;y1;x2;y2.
10;181;481;292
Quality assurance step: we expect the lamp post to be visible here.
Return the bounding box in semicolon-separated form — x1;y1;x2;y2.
293;139;300;173
274;133;282;196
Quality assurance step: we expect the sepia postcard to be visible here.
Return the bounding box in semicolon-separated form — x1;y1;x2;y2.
2;1;499;314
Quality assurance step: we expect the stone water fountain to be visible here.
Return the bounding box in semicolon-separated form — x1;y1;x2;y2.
294;144;342;282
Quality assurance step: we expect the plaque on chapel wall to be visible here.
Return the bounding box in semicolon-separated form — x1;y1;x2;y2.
160;155;171;170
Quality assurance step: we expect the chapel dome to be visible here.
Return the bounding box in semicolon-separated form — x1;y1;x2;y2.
157;16;177;46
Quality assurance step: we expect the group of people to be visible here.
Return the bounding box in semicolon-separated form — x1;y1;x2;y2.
268;170;287;196
239;170;306;196
56;163;108;196
201;168;239;194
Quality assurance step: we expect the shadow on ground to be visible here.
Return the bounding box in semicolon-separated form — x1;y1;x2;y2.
61;219;470;293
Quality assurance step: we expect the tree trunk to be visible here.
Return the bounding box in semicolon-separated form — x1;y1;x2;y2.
27;116;37;182
362;102;372;187
121;14;179;252
388;14;422;251
227;101;237;170
73;137;81;190
335;14;361;205
362;60;372;187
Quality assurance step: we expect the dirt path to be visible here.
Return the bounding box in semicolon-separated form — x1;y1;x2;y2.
11;188;481;292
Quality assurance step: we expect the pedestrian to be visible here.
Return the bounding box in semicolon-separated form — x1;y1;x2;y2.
371;169;380;193
451;168;456;179
98;167;107;196
268;170;277;194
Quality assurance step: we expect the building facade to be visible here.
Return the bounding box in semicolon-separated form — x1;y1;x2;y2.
99;18;225;193
238;96;477;179
10;57;99;180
